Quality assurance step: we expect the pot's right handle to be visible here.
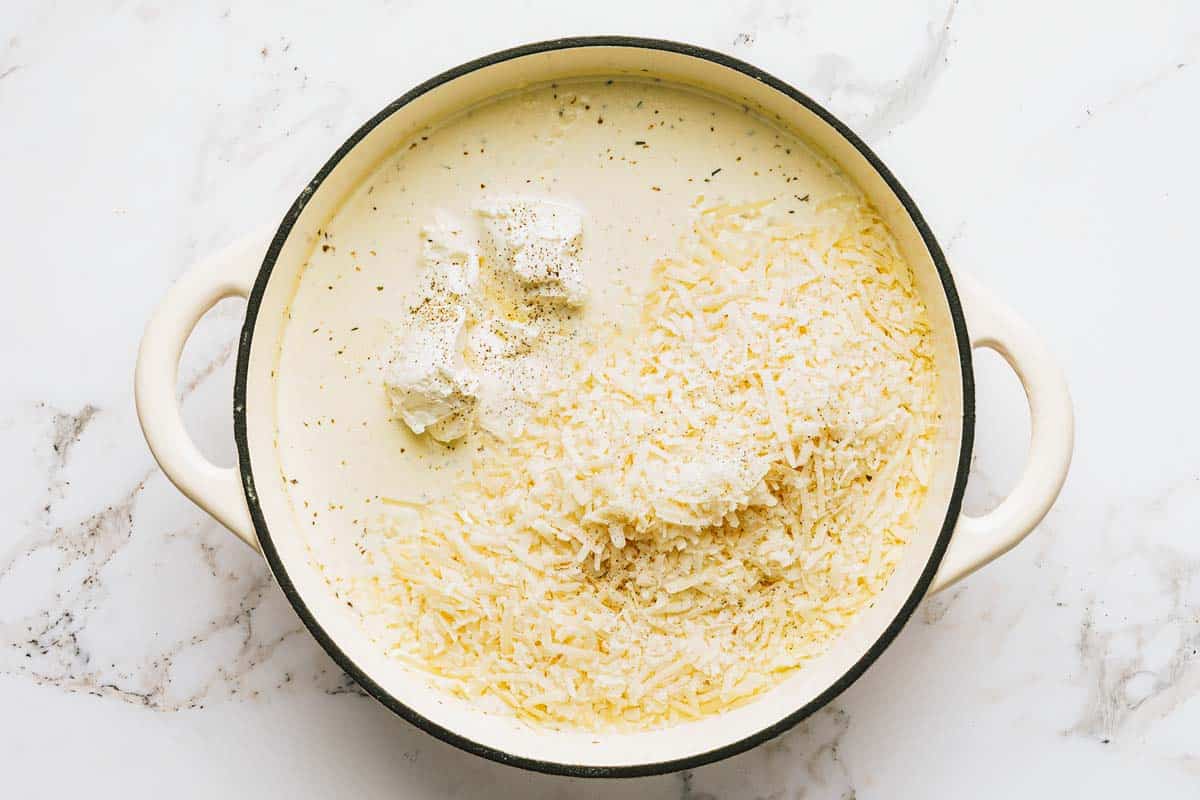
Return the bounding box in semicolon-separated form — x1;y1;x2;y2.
929;274;1074;593
134;231;268;551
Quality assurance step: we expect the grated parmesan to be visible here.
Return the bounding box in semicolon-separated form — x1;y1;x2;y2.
352;196;939;730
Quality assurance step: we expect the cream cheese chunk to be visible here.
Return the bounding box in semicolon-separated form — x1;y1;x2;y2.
477;198;587;305
383;215;481;443
385;201;588;443
382;304;478;442
416;211;480;300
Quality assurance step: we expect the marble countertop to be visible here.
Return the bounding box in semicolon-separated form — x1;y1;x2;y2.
3;1;1197;797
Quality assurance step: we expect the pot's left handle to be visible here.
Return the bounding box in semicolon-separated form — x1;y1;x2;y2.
135;231;268;551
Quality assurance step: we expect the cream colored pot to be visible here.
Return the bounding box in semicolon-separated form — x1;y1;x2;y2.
135;38;1073;776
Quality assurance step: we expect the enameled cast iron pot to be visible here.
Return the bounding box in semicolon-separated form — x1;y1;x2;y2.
135;38;1074;777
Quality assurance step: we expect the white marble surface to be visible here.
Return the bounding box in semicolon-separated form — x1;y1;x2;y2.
2;0;1198;796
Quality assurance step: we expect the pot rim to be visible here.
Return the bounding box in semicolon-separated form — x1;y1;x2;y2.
233;35;975;778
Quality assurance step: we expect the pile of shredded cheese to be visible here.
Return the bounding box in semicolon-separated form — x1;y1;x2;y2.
352;197;939;730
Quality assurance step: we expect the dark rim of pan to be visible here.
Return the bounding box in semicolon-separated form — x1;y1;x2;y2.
233;35;975;779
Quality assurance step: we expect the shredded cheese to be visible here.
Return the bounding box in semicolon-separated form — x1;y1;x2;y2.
351;197;940;730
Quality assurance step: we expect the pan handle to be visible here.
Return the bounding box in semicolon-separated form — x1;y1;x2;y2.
134;231;268;551
929;273;1074;592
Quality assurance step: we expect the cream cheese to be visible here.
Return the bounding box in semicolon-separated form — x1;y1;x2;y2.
416;211;480;300
383;200;588;442
477;197;587;306
382;215;481;443
382;303;478;443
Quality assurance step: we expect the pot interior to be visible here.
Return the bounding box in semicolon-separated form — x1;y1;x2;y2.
239;40;968;772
